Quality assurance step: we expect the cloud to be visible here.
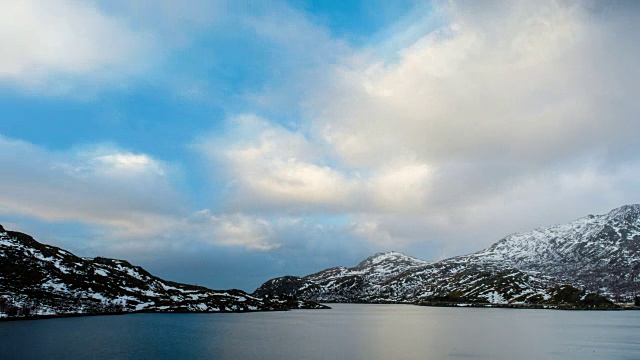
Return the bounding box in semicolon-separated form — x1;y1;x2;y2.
0;132;317;254
197;114;439;217
0;0;227;96
187;210;278;251
196;115;360;213
296;1;640;245
0;135;181;233
118;212;373;290
316;1;640;170
196;0;640;255
0;0;157;94
237;2;354;116
368;161;431;213
4;0;640;290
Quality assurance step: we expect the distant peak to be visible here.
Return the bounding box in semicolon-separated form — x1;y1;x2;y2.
373;251;403;257
366;251;408;261
355;251;428;268
605;204;640;221
0;224;5;233
609;204;640;213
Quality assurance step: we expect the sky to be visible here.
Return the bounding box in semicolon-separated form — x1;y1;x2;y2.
1;0;640;291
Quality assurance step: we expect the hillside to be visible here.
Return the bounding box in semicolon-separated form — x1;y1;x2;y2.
0;225;327;318
254;205;640;308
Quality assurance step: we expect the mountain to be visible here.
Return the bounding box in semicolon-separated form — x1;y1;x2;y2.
255;204;640;308
254;251;430;301
0;225;327;318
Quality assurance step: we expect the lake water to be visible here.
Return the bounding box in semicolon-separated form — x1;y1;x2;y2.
1;304;639;359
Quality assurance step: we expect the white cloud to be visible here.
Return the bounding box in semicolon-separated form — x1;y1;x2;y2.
197;114;441;217
314;3;596;168
6;0;640;266
0;0;157;93
294;1;640;247
197;115;360;212
187;210;278;251
350;221;394;247
368;160;431;213
197;0;640;255
0;135;181;233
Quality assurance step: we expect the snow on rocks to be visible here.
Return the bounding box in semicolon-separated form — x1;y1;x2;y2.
255;205;640;306
0;226;328;318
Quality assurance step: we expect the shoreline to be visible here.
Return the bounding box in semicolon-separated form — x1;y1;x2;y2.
0;307;314;322
2;301;637;322
415;302;640;311
317;300;640;311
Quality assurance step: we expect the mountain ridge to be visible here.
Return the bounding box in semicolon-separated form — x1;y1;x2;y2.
254;204;640;307
0;226;328;318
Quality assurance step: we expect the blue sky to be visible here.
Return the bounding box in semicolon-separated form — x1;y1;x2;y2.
2;0;640;291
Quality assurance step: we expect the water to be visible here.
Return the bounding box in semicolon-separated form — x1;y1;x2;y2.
1;304;639;359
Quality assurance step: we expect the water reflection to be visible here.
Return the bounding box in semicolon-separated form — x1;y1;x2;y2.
0;304;639;359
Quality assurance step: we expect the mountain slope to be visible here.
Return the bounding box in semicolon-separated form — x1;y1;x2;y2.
0;225;327;318
253;251;430;301
465;204;640;299
255;205;640;306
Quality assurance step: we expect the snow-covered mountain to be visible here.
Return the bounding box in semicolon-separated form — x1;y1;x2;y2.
0;225;327;318
255;205;640;307
466;204;640;298
254;251;430;301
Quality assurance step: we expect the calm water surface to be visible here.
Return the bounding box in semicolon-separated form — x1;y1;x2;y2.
1;304;639;359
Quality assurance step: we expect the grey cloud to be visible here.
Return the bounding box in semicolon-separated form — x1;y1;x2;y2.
0;136;183;232
202;0;640;260
80;211;373;291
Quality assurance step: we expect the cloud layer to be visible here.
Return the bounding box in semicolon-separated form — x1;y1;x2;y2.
0;136;180;232
0;0;157;93
2;0;640;290
197;0;640;253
